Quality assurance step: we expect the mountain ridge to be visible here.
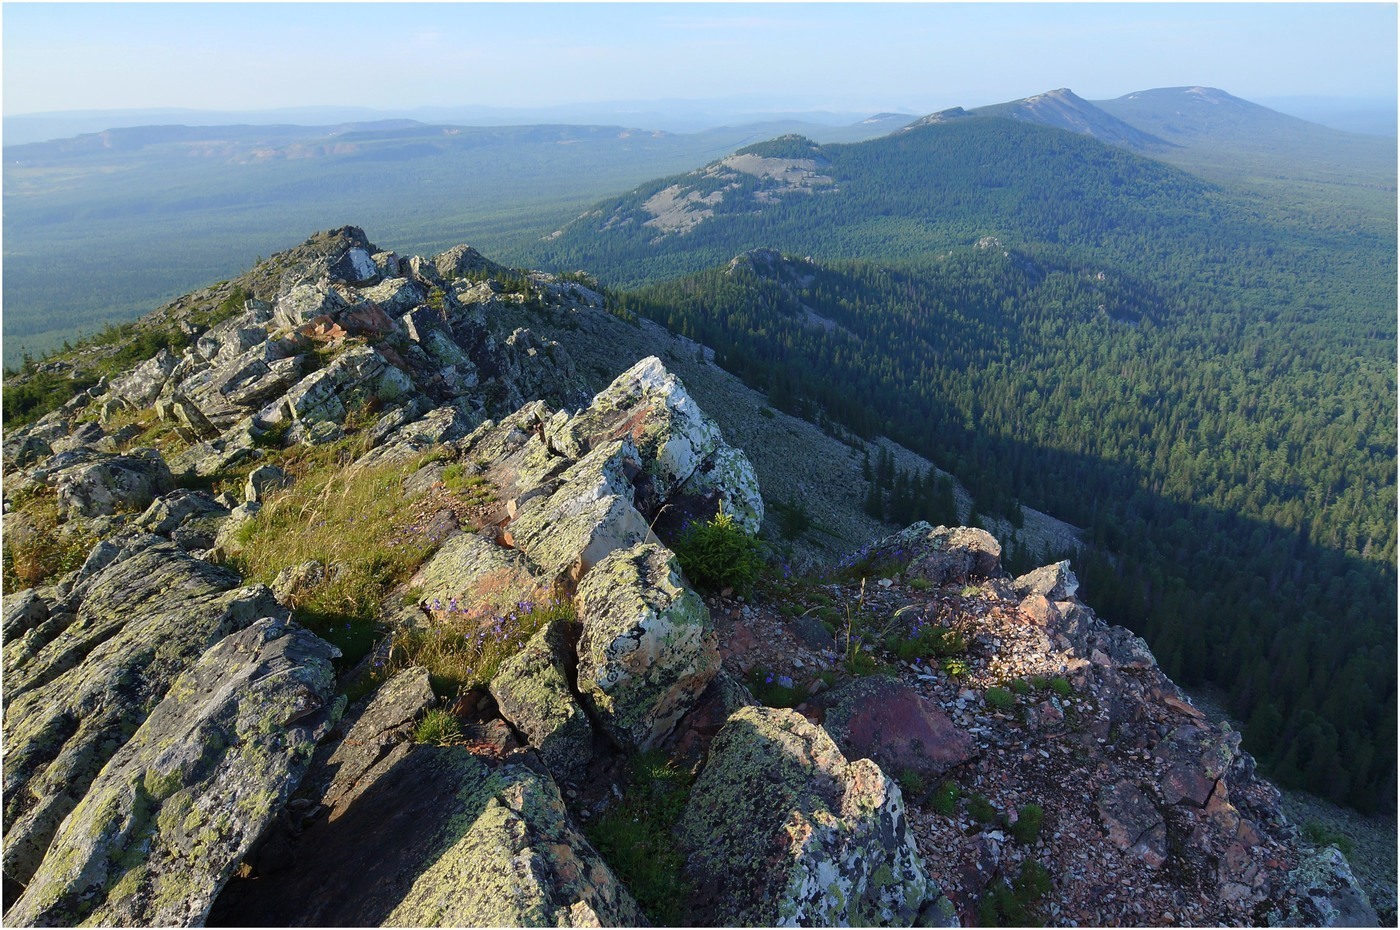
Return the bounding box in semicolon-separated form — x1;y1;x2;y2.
0;226;1382;926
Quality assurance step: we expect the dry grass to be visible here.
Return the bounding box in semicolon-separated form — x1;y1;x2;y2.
385;567;572;697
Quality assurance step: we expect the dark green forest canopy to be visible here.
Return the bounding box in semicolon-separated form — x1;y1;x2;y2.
614;245;1396;812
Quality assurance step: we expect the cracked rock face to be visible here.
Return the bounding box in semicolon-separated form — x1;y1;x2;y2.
208;746;640;928
679;705;941;927
1;535;283;893
6;617;340;927
574;543;719;752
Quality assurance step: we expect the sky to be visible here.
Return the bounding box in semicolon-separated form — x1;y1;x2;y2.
3;2;1396;117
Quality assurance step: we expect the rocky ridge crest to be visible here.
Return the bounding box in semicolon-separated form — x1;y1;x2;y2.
1;228;1378;926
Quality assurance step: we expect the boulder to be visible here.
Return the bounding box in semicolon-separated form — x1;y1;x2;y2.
672;442;765;533
314;666;437;812
133;488;232;552
867;522;1003;585
1013;560;1079;601
328;246;380;285
1269;844;1380;927
548;356;764;526
1095;780;1167;868
490;619;594;782
273;278;348;330
107;347;179;407
508;440;658;583
243;464;287;504
433;243;511;282
52;448;175;520
6;617;340;927
679;705;939;926
822;676;976;781
1;535;282;889
407;531;542;621
574;543;719;752
1155;723;1238;807
208;747;641;927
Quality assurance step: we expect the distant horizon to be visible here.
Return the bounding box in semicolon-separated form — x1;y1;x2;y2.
4;3;1395;119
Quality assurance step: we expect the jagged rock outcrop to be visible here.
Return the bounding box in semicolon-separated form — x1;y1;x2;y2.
865;521;1003;585
3;228;1381;928
2;536;282;892
7;617;340;927
490;619;595;782
678;705;947;927
547;356;764;532
210;747;641;927
574;543;719;752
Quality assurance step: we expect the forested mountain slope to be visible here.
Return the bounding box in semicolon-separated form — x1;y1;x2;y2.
530;111;1397;812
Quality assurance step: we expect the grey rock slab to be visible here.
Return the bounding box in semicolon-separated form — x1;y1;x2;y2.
508;438;657;584
208;746;641;927
490;619;593;782
1;535;282;890
52;448;175;520
7;617;340;928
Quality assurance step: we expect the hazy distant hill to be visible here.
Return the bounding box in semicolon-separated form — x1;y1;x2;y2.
1093;86;1397;208
1;116;895;365
945;87;1169;152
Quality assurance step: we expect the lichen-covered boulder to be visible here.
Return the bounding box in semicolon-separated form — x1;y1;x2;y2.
208;747;641;927
508;439;658;583
822;676;976;781
490;620;594;782
548;356;765;527
272;277;348;330
407;530;541;619
1155;723;1239;807
673;442;764;532
574;543;719;752
679;705;940;926
869;522;1003;585
1;535;282;890
6;617;340;928
107;347;179;408
52;448;175;520
1268;844;1380;927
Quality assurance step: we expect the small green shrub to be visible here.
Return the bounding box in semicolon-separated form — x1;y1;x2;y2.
908;577;933;592
942;657;970;678
931;780;961;816
672;508;765;595
1030;674;1050;690
979;860;1051;927
414;709;461;745
585;750;694;926
985;687;1016;711
967;793;998;823
1050;677;1073;697
897;769;927;798
1010;803;1045;845
1010;678;1032;695
1303;821;1356;858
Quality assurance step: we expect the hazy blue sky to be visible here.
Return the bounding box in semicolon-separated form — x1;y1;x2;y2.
4;2;1396;116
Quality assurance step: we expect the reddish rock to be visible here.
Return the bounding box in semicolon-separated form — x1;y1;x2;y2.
821;676;976;779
